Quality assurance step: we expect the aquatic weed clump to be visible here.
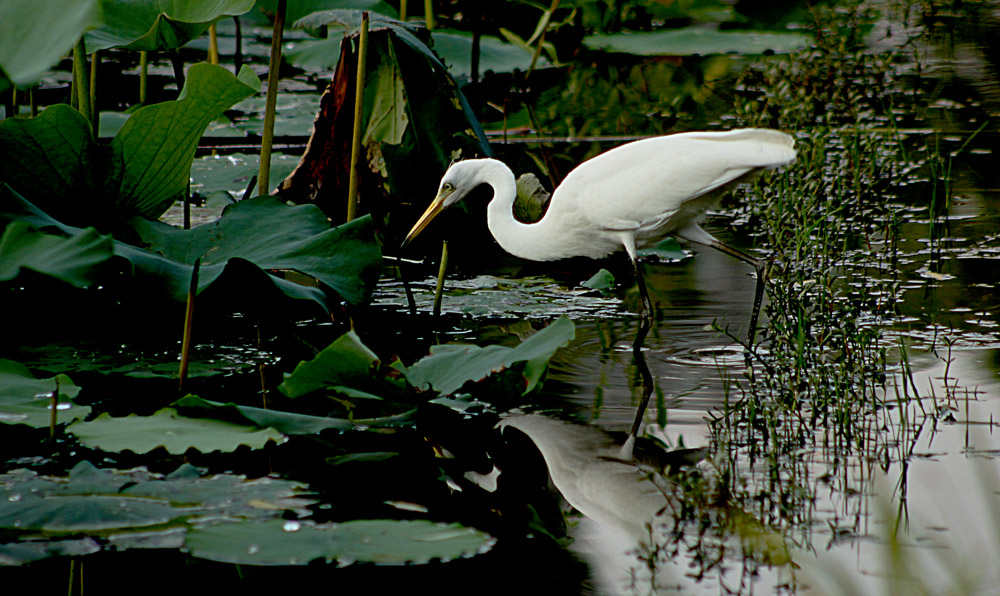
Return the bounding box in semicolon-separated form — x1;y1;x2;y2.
707;1;943;534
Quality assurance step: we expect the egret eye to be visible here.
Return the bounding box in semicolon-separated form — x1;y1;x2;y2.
442;182;455;192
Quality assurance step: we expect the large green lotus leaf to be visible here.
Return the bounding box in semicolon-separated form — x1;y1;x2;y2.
430;30;552;80
186;518;494;565
0;188;380;311
173;395;354;434
85;0;256;52
0;359;88;429
113;63;260;217
583;27;811;56
0;0;101;92
68;407;286;454
0;107;109;222
123;197;382;307
406;316;575;396
0;222;113;288
0;64;260;224
256;0;397;28
278;330;380;398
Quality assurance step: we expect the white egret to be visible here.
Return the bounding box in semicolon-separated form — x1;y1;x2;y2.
403;128;796;342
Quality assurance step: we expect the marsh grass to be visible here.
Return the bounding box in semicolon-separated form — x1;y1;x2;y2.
693;0;989;583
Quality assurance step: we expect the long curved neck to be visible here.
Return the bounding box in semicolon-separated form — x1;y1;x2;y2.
476;159;570;262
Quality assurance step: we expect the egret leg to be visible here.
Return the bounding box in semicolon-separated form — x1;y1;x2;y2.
632;258;654;352
622;346;654;460
704;240;768;344
623;258;654;459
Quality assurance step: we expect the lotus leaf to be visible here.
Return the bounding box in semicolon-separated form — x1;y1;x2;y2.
0;461;315;562
68;407;286;454
252;0;397;27
185;518;494;565
431;30;553;80
0;538;100;566
406;315;575;396
173;395;355;434
0;0;100;92
583;27;811;56
122;197;382;308
278;330;381;398
85;0;256;52
0;222;113;288
0;63;260;225
0;359;88;429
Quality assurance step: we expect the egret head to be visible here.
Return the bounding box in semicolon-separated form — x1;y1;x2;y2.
402;160;487;246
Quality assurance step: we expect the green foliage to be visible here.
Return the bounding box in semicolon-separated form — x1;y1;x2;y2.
185;518;494;566
0;222;113;288
0;461;314;563
0;0;101;92
278;330;384;398
406;315;575;395
1;188;382;311
84;0;256;52
0;359;88;429
173;395;355;434
68;407;286;453
0;63;260;225
431;30;553;80
281;316;575;401
583;27;810;56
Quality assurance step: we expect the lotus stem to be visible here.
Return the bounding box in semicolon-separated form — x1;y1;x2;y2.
10;86;18;117
208;23;220;65
424;0;434;29
139;51;148;104
433;241;449;317
49;379;59;440
29;86;37;117
527;0;559;79
72;39;92;129
179;259;200;393
233;17;244;72
168;50;185;95
259;363;269;409
90;51;99;134
347;11;369;222
400;0;407;20
183;180;191;229
258;0;286;196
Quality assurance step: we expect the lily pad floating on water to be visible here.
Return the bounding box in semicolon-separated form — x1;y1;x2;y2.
84;0;256;52
185;518;495;566
0;359;88;428
280;316;575;401
583;26;811;56
406;315;575;396
68;407;286;454
430;29;553;80
0;461;315;564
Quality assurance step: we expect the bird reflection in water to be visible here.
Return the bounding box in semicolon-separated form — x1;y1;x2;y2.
498;413;793;594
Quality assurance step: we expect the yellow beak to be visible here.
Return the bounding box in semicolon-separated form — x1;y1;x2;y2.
402;189;450;247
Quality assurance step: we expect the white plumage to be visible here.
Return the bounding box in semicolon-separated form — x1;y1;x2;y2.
404;128;796;340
